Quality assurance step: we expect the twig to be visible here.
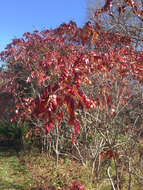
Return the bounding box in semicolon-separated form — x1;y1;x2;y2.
107;166;116;190
128;159;132;190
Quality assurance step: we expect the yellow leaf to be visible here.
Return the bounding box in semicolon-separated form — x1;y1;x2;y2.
92;32;98;44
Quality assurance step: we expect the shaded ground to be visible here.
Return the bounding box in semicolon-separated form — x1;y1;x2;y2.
0;145;33;190
1;140;142;190
0;145;93;190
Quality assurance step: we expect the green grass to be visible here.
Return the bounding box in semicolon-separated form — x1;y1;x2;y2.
0;146;33;190
0;145;96;189
0;142;143;190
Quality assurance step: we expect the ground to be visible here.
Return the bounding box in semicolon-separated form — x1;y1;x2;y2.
0;145;94;190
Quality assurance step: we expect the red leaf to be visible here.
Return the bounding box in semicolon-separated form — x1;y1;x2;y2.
106;149;113;160
72;133;75;145
100;152;104;160
25;134;29;140
73;88;84;102
102;95;105;105
74;119;80;135
68;114;75;125
50;95;58;112
58;119;61;132
64;95;75;116
49;121;53;131
41;87;48;99
39;101;47;112
45;121;53;133
107;95;111;106
71;181;85;190
118;6;122;16
45;123;49;133
10;116;16;122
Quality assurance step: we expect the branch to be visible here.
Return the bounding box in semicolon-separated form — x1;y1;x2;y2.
107;166;116;190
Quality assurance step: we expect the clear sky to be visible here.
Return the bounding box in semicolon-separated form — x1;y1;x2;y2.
0;0;87;52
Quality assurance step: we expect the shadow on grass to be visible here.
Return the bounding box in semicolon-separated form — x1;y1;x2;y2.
0;141;23;157
0;145;34;190
0;178;30;190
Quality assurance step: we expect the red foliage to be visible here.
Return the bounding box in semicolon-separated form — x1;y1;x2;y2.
100;150;119;160
71;181;85;190
0;18;142;143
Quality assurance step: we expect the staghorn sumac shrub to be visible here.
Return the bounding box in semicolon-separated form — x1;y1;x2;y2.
0;11;143;188
0;19;143;164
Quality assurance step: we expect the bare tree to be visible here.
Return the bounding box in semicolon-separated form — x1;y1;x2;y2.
85;0;143;50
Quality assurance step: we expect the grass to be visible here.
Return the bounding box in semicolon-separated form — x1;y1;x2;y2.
0;141;143;190
0;145;95;190
0;146;34;190
21;150;95;189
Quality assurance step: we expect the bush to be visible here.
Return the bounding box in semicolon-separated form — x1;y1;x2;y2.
0;121;23;147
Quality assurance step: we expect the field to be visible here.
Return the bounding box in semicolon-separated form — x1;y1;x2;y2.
0;144;95;190
0;139;143;190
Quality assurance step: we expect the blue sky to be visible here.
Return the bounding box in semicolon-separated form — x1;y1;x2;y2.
0;0;87;52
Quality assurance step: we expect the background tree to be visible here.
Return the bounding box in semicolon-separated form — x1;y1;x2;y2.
85;0;143;49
